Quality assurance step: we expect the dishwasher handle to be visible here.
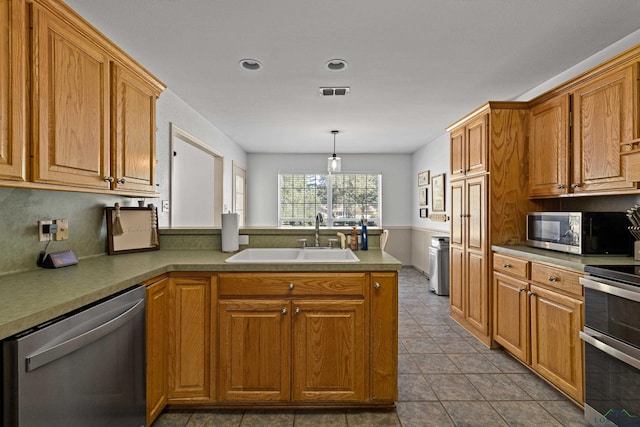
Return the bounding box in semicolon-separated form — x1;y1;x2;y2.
26;298;145;372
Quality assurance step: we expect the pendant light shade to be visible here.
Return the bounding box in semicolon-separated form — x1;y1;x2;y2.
327;130;341;173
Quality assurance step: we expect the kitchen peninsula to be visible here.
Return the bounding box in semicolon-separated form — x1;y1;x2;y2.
0;229;401;425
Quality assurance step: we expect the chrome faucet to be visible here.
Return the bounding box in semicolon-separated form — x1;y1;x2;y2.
315;213;323;247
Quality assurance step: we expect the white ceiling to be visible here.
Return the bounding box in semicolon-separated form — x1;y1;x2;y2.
65;0;640;155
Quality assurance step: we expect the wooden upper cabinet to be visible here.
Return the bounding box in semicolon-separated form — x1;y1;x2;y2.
528;94;570;196
0;0;26;182
111;62;160;194
30;2;111;190
572;65;638;193
450;114;488;180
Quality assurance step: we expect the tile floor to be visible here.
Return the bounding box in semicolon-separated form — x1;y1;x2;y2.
152;267;589;427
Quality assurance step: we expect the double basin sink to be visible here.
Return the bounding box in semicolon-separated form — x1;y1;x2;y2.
225;247;360;263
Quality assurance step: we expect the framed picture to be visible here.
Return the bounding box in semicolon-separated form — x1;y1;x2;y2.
105;206;160;255
419;208;428;218
418;170;430;187
431;173;445;212
419;188;428;206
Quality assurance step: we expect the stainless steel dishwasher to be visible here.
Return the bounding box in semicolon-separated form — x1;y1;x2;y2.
2;285;146;427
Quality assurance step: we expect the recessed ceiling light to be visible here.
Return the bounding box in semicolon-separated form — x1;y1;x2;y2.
239;59;262;71
325;59;348;71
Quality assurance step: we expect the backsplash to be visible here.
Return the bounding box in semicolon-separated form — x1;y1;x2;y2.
0;187;138;275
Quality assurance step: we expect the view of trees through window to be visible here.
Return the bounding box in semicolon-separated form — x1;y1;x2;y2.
279;173;381;227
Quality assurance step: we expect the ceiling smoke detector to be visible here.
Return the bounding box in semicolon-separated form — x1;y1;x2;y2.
319;87;350;96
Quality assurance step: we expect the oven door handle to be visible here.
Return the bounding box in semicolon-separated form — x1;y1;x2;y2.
580;328;640;371
25;298;145;372
580;276;640;303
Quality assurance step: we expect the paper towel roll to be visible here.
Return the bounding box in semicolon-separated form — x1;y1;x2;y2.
221;213;239;252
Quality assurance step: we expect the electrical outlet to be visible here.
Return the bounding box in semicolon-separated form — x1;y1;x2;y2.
54;219;69;241
38;220;52;242
162;200;170;212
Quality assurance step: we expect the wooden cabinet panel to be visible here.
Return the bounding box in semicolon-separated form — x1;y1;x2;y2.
465;250;488;335
218;273;366;297
572;66;637;193
450;180;464;247
528;94;570;196
30;3;111;189
465;114;488;177
466;175;486;252
493;272;529;363
493;253;529;279
0;0;26;181
168;276;214;403
111;62;159;194
450;127;465;179
146;277;169;426
292;300;366;402
449;246;465;319
370;272;398;402
531;263;582;297
530;284;584;403
218;300;291;402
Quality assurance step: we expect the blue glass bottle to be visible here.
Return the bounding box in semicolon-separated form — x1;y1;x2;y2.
360;218;368;250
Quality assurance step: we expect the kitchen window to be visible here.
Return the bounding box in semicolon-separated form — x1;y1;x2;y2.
278;173;381;228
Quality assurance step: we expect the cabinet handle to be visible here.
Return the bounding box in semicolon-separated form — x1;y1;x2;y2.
503;263;511;268
281;307;287;315
288;283;294;290
527;291;536;297
556;184;565;189
548;275;558;282
374;282;381;289
571;183;582;189
518;287;526;293
103;176;114;183
295;307;300;315
117;178;126;184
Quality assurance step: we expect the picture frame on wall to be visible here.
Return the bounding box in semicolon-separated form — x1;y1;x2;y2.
432;173;445;212
419;188;428;206
419;208;428;218
418;170;430;187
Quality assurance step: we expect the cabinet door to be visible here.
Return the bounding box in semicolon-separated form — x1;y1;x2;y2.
572;66;637;193
370;272;398;402
450;127;466;179
493;272;529;363
465;250;488;335
169;276;214;403
449;245;465;319
0;0;26;181
146;277;169;426
466;175;486;253
292;300;366;402
218;300;291;402
450;179;464;247
530;285;584;403
30;4;111;189
465;114;488;177
111;62;159;194
528;95;570;196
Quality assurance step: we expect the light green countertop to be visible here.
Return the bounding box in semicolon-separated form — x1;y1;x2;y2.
0;249;401;340
492;245;639;271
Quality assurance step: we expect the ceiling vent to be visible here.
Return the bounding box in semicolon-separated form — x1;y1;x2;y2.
319;87;350;96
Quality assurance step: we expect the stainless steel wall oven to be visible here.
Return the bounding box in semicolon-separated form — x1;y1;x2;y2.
580;266;640;427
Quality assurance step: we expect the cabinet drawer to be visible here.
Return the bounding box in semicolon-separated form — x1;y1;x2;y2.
493;253;529;279
530;263;583;297
218;273;366;297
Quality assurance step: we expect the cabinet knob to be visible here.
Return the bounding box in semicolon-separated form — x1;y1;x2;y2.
281;307;287;315
548;275;558;282
374;282;381;289
503;263;511;268
117;178;126;184
103;176;114;183
527;291;536;297
556;184;565;189
295;307;300;315
571;183;582;189
288;283;294;290
518;287;526;293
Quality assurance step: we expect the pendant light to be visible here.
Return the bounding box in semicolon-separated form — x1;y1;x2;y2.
327;130;341;173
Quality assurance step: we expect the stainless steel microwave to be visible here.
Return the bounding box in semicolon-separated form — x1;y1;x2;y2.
526;212;632;255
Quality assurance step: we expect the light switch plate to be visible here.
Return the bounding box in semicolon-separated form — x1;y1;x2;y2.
54;219;69;241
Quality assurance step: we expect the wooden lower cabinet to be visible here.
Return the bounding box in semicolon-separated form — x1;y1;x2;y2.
145;277;169;426
168;275;216;404
492;253;584;404
370;272;398;402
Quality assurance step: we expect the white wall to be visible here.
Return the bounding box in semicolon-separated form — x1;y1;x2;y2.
155;89;247;227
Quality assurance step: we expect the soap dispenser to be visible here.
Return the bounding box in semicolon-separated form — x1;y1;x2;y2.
360;217;368;250
350;227;358;251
